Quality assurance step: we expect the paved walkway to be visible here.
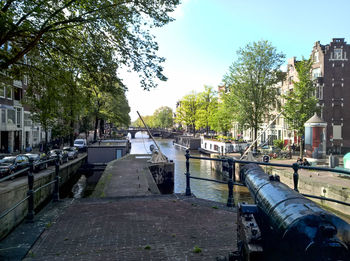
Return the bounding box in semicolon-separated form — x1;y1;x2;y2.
0;154;238;260
93;155;159;198
23;195;237;260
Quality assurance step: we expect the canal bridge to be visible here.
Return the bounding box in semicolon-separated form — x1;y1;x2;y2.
116;127;182;139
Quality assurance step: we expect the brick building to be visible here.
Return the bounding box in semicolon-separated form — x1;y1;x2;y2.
0;72;48;153
311;38;350;153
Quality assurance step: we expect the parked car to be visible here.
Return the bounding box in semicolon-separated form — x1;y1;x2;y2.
0;155;30;178
63;146;78;160
49;149;69;165
25;153;49;172
73;139;87;152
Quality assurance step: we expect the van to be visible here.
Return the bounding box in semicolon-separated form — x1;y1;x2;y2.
73;139;87;151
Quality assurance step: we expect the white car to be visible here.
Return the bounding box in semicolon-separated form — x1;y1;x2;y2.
73;139;87;151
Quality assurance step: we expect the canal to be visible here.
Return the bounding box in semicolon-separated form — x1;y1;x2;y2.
130;133;252;204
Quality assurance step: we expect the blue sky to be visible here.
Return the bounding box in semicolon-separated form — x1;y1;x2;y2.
125;0;350;121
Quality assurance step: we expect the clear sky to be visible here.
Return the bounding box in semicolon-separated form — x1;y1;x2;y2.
124;0;350;121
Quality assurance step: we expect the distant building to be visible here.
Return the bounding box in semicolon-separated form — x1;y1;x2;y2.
311;38;350;153
0;71;49;153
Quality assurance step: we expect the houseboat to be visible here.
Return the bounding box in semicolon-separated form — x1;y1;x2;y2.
199;136;249;155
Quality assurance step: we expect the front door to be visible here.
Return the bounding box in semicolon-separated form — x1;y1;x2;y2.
115;149;122;159
0;131;9;153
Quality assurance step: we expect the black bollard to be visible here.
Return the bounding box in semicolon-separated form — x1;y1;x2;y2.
227;158;234;207
53;151;60;202
185;149;191;196
292;163;299;192
26;159;34;222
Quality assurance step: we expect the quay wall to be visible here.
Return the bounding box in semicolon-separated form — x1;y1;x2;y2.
270;167;350;217
0;155;86;240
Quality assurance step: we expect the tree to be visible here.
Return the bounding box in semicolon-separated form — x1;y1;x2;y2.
175;93;200;135
223;40;285;149
283;58;319;158
196;86;218;134
0;0;180;90
153;106;173;128
209;101;233;135
24;60;62;152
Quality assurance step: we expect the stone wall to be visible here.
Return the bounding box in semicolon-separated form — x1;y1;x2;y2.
271;167;350;217
0;155;86;240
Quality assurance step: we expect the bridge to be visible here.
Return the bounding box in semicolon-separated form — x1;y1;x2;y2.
116;127;182;139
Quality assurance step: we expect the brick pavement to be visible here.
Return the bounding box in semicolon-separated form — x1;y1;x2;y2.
24;195;237;260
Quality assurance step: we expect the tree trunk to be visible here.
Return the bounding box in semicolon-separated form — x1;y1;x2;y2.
94;116;99;141
300;137;303;159
100;119;105;138
44;126;48;154
254;127;258;151
69;116;74;146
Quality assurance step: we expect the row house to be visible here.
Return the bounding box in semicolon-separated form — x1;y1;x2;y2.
0;72;48;153
311;38;350;154
257;38;350;153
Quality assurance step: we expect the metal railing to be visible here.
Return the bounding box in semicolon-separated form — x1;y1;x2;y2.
184;150;350;208
0;156;61;222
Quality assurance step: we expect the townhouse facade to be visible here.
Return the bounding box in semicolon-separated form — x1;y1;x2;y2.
311;38;350;153
0;72;48;153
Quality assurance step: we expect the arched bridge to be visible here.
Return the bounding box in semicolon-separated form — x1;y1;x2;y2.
116;128;182;139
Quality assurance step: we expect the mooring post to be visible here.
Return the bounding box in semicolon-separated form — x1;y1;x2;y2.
53;151;60;202
292;163;299;192
26;159;34;222
185;149;191;196
227;158;234;207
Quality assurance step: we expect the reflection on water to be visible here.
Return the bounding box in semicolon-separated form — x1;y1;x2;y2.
130;132;252;204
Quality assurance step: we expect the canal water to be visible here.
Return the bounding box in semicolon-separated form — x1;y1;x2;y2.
130;132;252;205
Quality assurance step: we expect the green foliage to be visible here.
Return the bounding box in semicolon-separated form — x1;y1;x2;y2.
175;92;200;135
223;40;285;147
209;100;233;135
282;58;318;158
193;246;202;253
282;58;319;136
0;0;180;90
196;86;218;134
153;106;173;128
273;139;284;149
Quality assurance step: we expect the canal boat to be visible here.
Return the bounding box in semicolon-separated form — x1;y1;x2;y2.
199;136;249;154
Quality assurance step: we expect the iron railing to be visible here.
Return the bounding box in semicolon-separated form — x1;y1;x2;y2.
0;156;61;222
184;150;350;208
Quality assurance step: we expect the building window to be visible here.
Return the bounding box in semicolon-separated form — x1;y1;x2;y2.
7;109;15;124
288;76;293;85
6;86;12;100
0;84;4;97
314;51;319;62
16;108;21;127
1;109;5;123
334;49;342;60
14;87;22;101
333;125;342;139
312;68;321;79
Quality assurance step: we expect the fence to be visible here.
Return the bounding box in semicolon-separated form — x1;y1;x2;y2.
184;150;350;208
0;155;61;223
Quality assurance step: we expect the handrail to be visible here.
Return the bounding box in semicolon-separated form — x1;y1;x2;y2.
0;155;61;221
184;150;350;208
